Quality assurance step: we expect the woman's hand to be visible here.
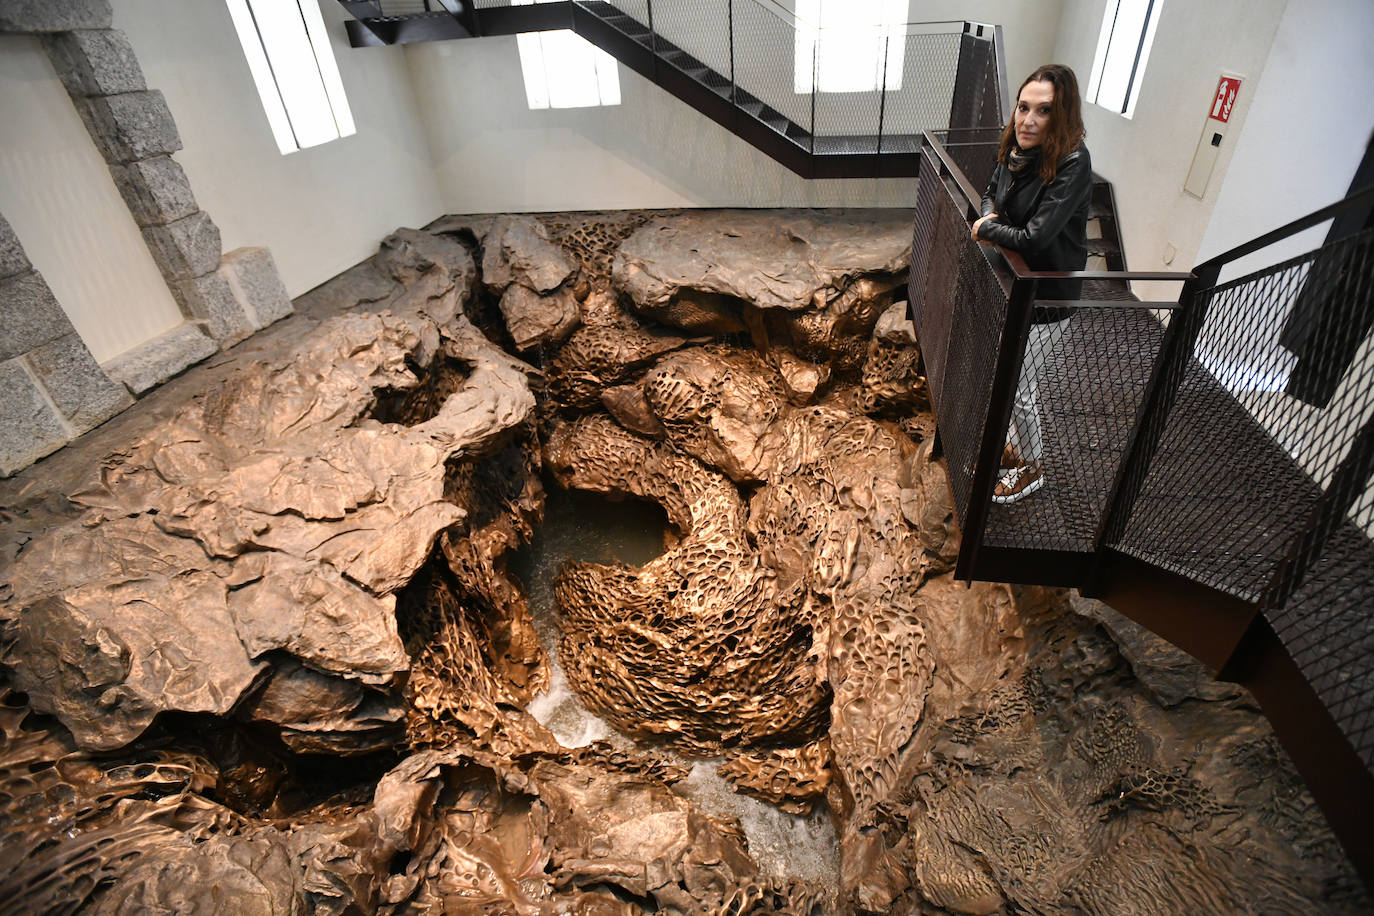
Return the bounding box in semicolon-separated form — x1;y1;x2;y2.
971;213;998;242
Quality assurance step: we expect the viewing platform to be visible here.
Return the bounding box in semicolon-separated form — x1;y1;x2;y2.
908;129;1374;884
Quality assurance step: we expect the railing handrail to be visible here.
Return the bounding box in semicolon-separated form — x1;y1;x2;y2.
922;131;1194;285
998;249;1192;283
1195;182;1374;273
922;130;984;211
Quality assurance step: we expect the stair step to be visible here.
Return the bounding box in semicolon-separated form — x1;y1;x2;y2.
698;71;730;90
597;11;651;40
761;113;792;133
661;54;707;77
370;10;449;22
616;19;652;39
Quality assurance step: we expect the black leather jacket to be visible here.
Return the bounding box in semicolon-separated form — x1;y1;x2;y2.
979;145;1092;319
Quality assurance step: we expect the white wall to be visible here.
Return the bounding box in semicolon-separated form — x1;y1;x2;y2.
1053;0;1288;298
917;0;1066;93
0;36;183;364
403;0;1064;215
1198;0;1374;278
408;36;914;214
114;0;443;297
1188;0;1374;486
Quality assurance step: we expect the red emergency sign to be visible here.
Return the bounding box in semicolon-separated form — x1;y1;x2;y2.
1210;76;1241;123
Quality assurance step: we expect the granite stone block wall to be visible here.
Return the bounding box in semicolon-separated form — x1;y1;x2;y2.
0;0;112;33
0;0;296;475
38;21;257;346
0;214;132;476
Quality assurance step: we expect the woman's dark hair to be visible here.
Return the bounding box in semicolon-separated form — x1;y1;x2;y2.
997;64;1086;183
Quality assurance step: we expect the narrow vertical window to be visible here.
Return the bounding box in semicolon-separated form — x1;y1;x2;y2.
513;0;620;109
226;0;356;154
794;0;907;94
1086;0;1163;118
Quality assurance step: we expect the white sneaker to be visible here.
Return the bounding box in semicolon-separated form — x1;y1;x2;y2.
992;463;1044;504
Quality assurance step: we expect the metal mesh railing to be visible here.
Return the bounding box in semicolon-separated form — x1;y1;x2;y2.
731;0;812;137
909;138;1180;553
872;31;962;148
908;143;1009;524
1111;227;1374;770
1114;231;1374;603
910;132;1196;563
983;304;1171;552
652;0;730;82
461;1;1007;162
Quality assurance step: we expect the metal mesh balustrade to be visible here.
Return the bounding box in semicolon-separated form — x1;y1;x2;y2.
731;0;811;137
907;146;1011;525
928;129;1001;194
983;305;1167;552
809;28;966;156
1115;231;1374;601
939;228;1013;525
909;156;966;414
652;0;730;88
907;147;941;333
1113;226;1374;772
875;31;962;153
811;62;887;155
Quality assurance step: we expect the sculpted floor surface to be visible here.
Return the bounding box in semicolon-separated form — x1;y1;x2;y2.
0;209;1366;913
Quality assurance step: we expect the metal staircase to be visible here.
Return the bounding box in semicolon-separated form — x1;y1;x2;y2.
336;0;1007;178
910;130;1374;887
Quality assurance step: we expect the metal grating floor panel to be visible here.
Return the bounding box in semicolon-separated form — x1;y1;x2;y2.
985;308;1163;553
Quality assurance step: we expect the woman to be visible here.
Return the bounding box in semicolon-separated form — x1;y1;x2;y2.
972;63;1092;504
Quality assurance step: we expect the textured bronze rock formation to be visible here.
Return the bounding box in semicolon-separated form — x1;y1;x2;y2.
0;209;1366;914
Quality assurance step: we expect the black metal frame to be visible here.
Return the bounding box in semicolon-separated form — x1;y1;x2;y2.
911;132;1192;565
338;0;1009;178
910;130;1374;887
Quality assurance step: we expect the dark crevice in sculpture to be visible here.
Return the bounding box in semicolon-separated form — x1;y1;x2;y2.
513;480;676;575
368;354;473;426
133;701;401;819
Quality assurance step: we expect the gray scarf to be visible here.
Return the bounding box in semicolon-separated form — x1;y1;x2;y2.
1008;145;1041;173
